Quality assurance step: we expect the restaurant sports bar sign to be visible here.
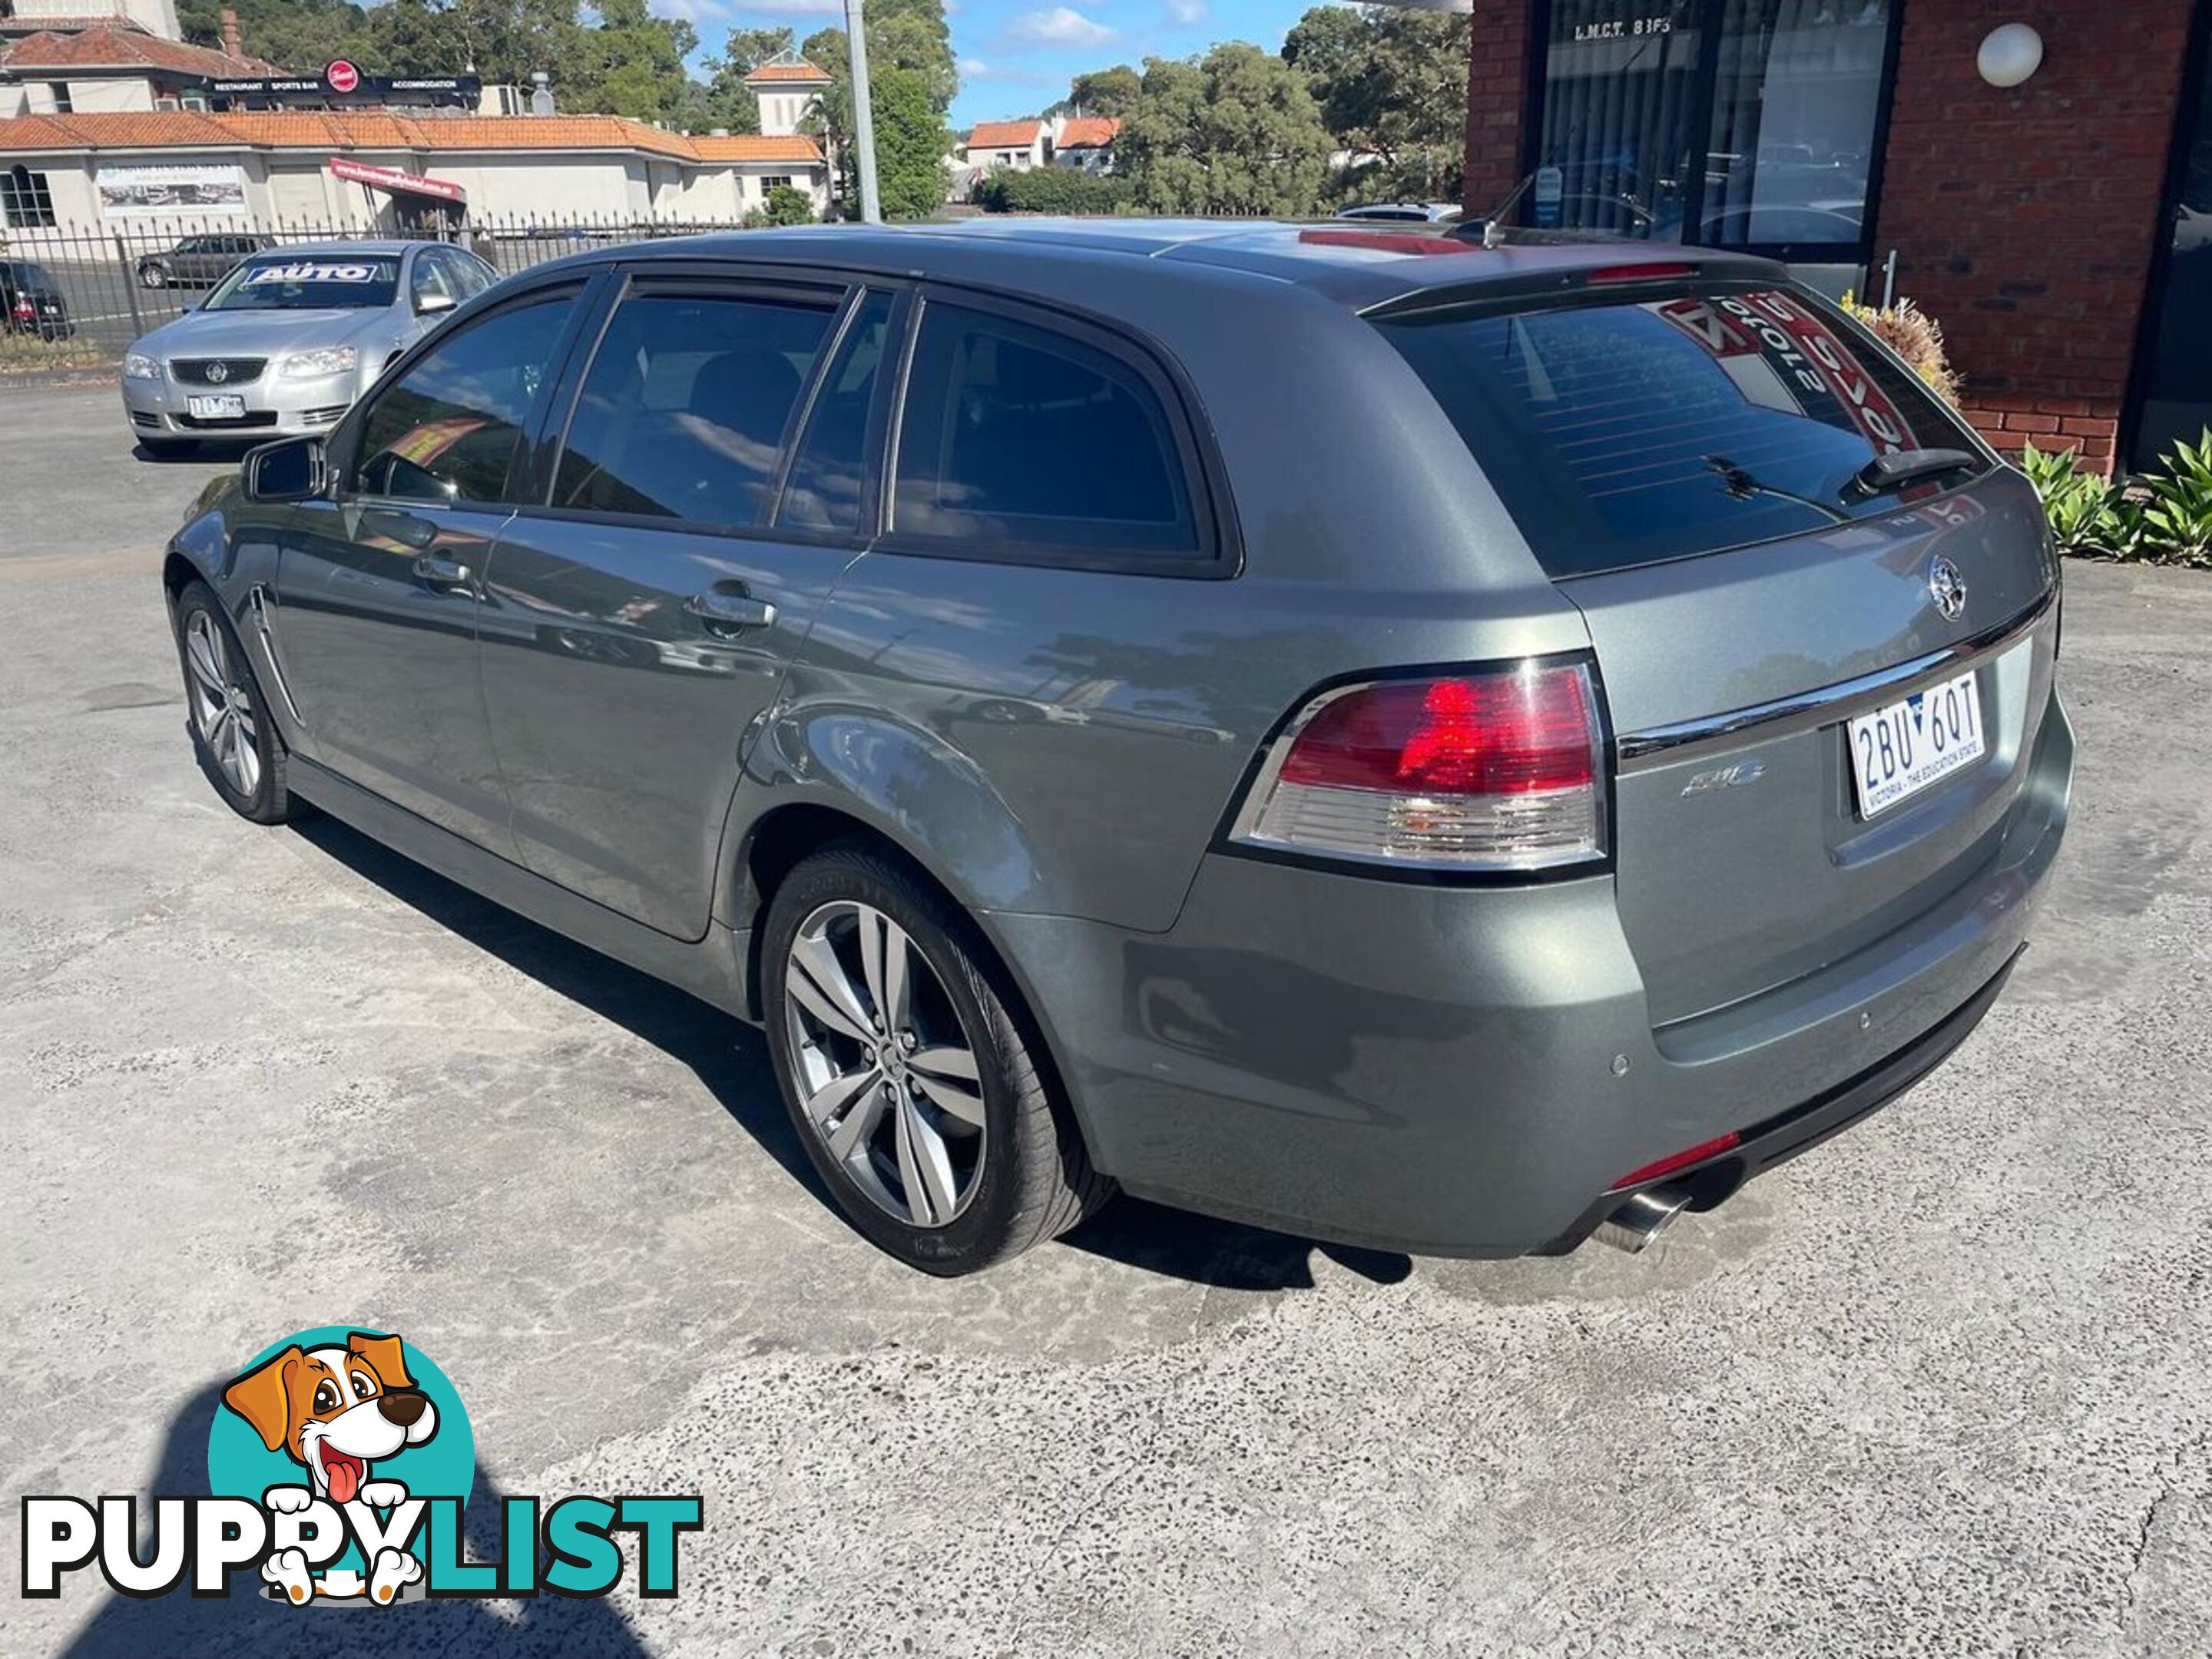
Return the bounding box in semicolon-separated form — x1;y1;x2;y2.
207;67;482;107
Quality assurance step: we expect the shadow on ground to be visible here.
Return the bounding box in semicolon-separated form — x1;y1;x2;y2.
58;1383;649;1659
290;811;1413;1295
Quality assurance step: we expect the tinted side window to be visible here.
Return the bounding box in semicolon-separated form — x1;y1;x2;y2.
409;251;455;310
777;290;893;533
1379;286;1988;577
449;250;495;299
552;290;835;528
892;302;1200;558
350;293;575;505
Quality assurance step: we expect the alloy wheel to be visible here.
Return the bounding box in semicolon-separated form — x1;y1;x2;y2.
782;899;988;1228
183;609;261;799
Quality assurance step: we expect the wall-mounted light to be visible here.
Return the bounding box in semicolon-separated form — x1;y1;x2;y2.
1978;23;2045;89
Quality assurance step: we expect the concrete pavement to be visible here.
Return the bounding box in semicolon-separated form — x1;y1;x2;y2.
2;383;2209;1657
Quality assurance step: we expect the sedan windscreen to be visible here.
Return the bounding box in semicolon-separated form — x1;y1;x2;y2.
1378;285;1988;577
204;257;400;312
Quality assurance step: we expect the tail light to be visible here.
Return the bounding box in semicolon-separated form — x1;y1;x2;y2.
1227;659;1607;873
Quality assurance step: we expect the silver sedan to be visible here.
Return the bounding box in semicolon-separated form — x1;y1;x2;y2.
121;239;498;454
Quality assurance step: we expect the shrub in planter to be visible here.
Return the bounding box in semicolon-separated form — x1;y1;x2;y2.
2136;432;2212;568
1841;293;1961;408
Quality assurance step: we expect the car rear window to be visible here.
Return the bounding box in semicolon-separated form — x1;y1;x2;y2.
1378;285;1988;578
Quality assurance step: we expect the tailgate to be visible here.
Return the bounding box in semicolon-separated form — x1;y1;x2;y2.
1568;481;2057;1024
1376;273;2061;1026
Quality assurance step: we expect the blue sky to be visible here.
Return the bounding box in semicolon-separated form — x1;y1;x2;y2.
657;0;1323;130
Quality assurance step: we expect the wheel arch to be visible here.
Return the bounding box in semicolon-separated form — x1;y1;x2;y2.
726;795;1104;1167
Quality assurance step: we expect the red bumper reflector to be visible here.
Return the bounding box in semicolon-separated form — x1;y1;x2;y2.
1610;1131;1741;1190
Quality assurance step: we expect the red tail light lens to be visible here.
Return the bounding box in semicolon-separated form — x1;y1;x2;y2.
1230;660;1607;872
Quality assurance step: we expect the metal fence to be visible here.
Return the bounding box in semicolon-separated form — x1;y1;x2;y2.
1;213;771;370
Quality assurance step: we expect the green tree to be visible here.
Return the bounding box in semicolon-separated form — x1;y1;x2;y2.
363;0;578;88
799;11;955;216
1050;64;1139;118
869;65;950;220
1283;5;1469;202
558;0;697;122
1118;44;1333;217
180;0;374;72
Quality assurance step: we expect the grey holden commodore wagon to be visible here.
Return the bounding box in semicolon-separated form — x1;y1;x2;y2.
161;220;2072;1275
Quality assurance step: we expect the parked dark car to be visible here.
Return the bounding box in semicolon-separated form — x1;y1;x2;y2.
137;233;273;289
2;257;71;339
159;222;2072;1276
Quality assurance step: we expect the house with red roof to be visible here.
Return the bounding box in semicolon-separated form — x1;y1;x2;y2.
0;108;830;230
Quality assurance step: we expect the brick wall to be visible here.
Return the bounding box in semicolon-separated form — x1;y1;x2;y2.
1462;0;1535;220
1871;0;2194;472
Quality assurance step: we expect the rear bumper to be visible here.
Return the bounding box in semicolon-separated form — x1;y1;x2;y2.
986;685;2073;1258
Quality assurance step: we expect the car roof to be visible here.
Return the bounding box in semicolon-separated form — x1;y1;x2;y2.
538;219;1789;314
241;240;417;259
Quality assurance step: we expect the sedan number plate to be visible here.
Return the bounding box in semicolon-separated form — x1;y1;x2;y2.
1848;669;1985;818
187;394;246;419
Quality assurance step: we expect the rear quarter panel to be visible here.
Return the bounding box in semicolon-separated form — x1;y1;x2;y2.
757;263;1591;932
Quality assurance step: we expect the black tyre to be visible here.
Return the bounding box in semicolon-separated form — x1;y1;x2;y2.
762;842;1109;1275
173;579;296;824
141;265;167;288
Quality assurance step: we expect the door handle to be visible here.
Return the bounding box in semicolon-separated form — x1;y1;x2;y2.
411;553;472;590
684;588;777;631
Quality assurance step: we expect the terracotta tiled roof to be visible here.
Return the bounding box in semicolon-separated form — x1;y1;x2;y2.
0;109;828;167
0;13;151;32
965;120;1042;150
0;24;274;75
1055;115;1119;147
691;133;826;162
743;60;830;84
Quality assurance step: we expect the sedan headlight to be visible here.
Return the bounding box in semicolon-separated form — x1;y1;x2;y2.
280;346;358;379
123;353;161;382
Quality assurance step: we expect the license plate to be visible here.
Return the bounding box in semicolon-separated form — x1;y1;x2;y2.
1848;669;1985;818
187;394;246;419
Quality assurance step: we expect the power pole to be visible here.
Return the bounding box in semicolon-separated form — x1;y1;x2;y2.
843;0;883;224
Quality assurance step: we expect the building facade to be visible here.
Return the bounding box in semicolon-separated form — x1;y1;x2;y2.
0;109;830;232
1464;0;2210;475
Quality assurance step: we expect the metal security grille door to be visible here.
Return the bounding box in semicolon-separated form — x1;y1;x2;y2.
1532;0;1898;262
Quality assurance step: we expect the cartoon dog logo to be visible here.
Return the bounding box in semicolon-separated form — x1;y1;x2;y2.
221;1330;436;1604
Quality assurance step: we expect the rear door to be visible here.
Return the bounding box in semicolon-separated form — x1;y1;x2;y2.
477;268;895;939
1380;277;2059;1026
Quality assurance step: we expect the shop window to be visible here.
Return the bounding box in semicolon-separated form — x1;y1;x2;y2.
1528;0;1896;256
2;166;57;229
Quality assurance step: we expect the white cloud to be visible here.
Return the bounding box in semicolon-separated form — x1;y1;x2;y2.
1164;0;1204;22
958;55;993;75
1001;5;1118;47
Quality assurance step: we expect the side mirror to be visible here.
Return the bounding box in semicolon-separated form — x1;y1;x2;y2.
243;435;326;503
416;290;457;316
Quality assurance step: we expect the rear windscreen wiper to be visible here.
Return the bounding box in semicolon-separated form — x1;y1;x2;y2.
1846;447;1979;500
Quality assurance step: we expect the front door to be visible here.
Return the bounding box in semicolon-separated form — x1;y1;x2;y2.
479;275;898;939
271;283;593;850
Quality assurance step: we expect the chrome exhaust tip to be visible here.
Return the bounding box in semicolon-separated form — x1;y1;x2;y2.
1594;1183;1695;1255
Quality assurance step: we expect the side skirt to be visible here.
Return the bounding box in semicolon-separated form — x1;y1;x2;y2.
287;757;755;1022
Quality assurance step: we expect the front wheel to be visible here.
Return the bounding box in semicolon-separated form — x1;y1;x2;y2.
762;844;1108;1275
140;265;167;288
174;580;295;823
